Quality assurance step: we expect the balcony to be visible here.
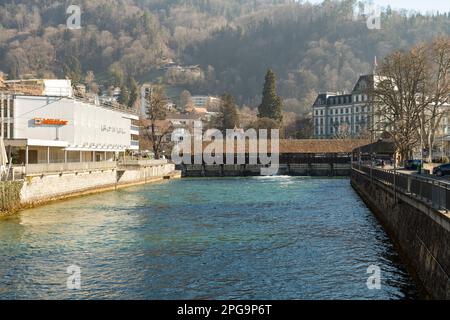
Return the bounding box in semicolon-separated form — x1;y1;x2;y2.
130;125;140;135
129;140;139;150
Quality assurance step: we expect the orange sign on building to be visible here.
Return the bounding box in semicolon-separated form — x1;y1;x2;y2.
34;118;69;126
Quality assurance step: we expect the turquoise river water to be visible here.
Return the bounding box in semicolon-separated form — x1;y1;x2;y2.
0;177;420;299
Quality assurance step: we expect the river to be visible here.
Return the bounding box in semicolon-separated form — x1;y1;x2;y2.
0;177;420;299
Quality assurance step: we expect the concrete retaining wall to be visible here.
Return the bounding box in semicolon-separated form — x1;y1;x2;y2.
351;169;450;299
19;163;178;207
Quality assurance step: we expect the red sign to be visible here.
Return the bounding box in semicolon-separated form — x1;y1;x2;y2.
34;118;68;126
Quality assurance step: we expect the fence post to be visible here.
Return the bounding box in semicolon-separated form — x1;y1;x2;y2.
446;185;448;212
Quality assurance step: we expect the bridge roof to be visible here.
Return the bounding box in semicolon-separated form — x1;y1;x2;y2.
183;139;371;155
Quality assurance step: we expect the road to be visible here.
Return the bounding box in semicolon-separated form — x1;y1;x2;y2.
377;165;450;185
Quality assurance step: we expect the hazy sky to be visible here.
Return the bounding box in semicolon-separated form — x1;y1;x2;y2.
307;0;450;13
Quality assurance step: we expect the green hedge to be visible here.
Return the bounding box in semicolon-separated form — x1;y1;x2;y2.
0;181;23;214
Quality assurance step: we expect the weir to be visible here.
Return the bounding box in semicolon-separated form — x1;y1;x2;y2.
177;139;369;177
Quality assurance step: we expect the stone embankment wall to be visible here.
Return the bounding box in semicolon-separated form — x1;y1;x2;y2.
9;163;179;210
351;169;450;300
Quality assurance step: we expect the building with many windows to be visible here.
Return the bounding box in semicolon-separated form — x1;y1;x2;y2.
0;79;139;165
312;75;376;139
191;95;221;109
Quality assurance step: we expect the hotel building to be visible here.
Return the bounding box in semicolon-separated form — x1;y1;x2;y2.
0;79;139;164
312;75;376;139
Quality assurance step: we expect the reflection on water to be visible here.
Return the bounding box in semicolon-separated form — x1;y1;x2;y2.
0;177;420;299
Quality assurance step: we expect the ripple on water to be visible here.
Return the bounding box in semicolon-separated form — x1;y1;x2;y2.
0;177;421;299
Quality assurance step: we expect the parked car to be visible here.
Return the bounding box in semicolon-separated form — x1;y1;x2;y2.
432;163;450;177
404;160;422;170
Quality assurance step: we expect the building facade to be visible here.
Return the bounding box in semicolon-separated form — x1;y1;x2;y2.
312;75;375;139
1;80;139;165
140;84;152;117
191;95;221;109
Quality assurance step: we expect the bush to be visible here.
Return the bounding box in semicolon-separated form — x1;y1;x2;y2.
0;181;23;214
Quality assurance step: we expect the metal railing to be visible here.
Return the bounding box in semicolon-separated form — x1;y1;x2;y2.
3;158;171;178
73;93;139;116
119;158;168;167
353;164;450;212
24;161;117;175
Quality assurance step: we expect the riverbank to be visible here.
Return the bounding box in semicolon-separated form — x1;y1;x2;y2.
351;167;450;299
1;161;181;216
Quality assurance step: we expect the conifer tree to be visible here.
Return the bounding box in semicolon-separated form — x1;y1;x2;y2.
128;77;139;109
219;93;240;133
258;69;283;123
118;84;130;106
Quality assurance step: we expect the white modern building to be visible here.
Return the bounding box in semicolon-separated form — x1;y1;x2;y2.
140;84;152;117
191;95;221;108
0;80;139;164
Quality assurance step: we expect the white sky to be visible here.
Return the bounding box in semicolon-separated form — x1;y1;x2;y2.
306;0;450;14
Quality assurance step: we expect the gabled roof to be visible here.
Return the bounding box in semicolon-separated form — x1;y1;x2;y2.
351;74;374;93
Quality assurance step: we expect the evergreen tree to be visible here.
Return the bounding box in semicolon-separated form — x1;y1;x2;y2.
128;77;139;109
118;85;130;106
258;69;283;123
219;93;240;132
8;62;19;80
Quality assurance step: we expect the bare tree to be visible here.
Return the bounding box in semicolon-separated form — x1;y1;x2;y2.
144;85;172;159
420;37;450;162
370;46;428;163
